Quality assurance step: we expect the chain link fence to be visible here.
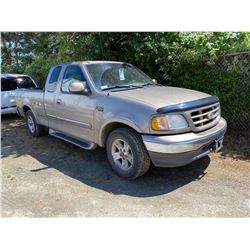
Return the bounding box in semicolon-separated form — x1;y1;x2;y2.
216;51;250;135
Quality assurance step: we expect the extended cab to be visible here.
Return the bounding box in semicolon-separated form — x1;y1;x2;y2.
15;61;227;179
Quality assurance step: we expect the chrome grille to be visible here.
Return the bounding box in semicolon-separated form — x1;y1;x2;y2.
187;103;220;131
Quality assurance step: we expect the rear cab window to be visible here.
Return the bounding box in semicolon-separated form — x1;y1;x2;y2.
48;66;62;84
46;66;62;92
1;76;36;91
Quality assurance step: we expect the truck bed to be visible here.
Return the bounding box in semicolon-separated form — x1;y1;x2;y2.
15;87;46;120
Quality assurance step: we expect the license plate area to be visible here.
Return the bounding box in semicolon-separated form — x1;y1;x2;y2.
214;137;223;152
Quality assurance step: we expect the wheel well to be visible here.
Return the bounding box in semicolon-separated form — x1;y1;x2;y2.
101;122;138;147
23;105;31;115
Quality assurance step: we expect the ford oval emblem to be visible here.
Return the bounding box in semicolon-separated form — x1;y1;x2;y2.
207;112;215;120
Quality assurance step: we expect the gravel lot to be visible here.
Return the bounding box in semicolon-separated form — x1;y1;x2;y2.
1;114;249;217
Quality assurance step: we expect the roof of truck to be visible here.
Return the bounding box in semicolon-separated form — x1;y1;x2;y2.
83;61;124;64
53;61;125;67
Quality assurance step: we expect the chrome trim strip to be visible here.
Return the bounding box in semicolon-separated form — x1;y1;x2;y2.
191;106;220;119
185;102;221;132
1;105;17;109
156;96;219;113
193;113;219;125
47;114;92;128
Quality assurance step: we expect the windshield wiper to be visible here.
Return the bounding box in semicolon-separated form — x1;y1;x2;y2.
141;82;162;87
141;83;154;87
101;85;142;91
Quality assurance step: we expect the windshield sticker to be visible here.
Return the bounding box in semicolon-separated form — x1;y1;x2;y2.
119;68;125;81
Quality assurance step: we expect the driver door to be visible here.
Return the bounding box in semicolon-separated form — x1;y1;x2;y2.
55;64;95;142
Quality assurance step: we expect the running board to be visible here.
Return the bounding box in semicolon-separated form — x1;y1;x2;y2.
49;129;96;150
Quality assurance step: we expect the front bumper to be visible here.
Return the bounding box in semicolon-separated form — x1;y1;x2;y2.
1;106;18;115
142;117;227;167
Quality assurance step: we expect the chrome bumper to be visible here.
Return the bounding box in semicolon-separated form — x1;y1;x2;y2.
142;118;227;167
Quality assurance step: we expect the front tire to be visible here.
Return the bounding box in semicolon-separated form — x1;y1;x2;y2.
106;127;151;179
25;110;48;137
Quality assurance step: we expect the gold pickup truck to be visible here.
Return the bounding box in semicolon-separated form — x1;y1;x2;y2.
15;61;227;179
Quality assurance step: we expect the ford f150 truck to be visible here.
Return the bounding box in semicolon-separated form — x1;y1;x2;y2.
15;61;227;179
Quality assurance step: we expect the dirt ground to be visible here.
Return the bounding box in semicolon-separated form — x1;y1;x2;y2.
1;114;249;217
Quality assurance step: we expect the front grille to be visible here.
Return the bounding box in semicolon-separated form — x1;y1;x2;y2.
188;103;220;131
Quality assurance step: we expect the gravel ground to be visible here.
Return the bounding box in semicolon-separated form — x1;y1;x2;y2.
1;114;249;217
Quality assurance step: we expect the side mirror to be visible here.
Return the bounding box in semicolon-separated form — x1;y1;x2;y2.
69;81;91;96
152;79;157;84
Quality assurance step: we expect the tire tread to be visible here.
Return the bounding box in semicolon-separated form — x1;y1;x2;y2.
26;110;48;137
106;127;151;179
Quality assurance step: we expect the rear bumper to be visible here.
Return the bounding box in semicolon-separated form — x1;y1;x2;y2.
142;117;227;167
1;106;17;115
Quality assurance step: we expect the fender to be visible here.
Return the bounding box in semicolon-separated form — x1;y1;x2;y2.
98;117;144;147
22;103;39;123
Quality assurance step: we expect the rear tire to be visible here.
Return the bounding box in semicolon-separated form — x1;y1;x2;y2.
106;127;151;179
25;110;48;137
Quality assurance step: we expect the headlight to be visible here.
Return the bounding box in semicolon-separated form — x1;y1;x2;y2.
151;114;188;131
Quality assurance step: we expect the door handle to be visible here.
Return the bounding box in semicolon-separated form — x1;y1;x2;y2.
56;99;62;104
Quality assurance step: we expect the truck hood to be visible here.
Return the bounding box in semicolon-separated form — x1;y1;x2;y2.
110;86;210;108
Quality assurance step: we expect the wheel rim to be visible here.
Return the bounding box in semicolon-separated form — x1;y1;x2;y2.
27;115;35;133
111;139;134;171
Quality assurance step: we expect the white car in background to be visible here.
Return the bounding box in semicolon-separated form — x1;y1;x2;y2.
1;74;37;115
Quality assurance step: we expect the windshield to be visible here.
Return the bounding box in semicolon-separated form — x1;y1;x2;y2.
86;63;154;90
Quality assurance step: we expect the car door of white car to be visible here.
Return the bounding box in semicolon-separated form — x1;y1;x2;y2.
1;78;17;110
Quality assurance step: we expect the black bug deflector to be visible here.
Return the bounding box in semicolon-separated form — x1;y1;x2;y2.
156;96;219;114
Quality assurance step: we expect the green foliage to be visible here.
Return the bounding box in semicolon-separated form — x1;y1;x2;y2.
1;32;250;131
24;55;60;87
170;62;250;123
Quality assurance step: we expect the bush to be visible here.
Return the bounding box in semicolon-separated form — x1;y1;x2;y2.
169;61;250;129
24;56;60;87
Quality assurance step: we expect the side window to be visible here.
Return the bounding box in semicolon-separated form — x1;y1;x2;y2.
48;66;62;84
61;65;86;93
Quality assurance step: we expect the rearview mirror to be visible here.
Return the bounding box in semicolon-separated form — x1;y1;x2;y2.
69;81;91;96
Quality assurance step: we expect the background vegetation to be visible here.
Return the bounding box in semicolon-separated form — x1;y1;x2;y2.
1;32;250;133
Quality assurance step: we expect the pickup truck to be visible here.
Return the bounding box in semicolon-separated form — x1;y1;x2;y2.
15;61;227;179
